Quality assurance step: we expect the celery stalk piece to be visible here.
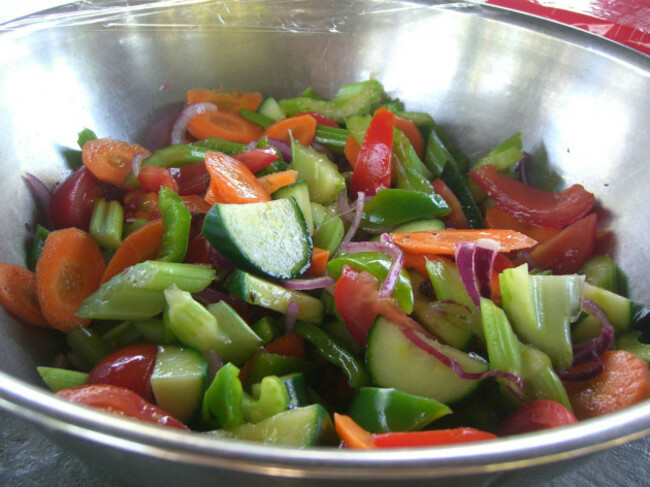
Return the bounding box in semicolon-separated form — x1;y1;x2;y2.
89;198;124;251
133;318;166;344
520;345;572;410
76;260;215;320
313;125;350;152
37;366;89;392
66;326;110;370
164;285;230;352
480;298;523;378
206;301;262;366
243;375;291;424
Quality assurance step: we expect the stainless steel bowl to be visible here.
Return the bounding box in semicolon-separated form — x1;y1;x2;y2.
0;1;649;485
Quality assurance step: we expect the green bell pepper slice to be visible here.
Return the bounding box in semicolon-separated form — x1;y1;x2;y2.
361;188;449;230
327;252;414;314
348;387;451;433
157;186;191;263
202;362;244;429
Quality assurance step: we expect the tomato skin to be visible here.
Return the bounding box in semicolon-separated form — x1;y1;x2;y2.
233;148;278;173
528;213;597;274
372;427;497;448
57;384;187;429
88;344;158;402
295;111;339;128
137;166;179;193
49;166;104;230
334;266;417;347
169;161;210;196
499;399;577;436
469;164;594;228
350;108;394;196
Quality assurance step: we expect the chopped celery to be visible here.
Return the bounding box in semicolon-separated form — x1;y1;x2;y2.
89;198;123;251
133;318;166;344
313;125;349;152
206;300;262;365
38;367;89;392
164;285;230;352
66;326;110;370
520;345;572;410
101;321;142;350
76;261;215;320
123;218;149;237
279;79;388;123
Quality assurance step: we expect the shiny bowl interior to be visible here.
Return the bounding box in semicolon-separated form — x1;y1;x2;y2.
0;1;649;485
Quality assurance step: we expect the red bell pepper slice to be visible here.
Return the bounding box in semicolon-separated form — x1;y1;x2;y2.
233;147;278;173
350;107;394;196
469;164;594;228
432;179;470;229
371;427;497;448
527;213;597;274
295;111;339;128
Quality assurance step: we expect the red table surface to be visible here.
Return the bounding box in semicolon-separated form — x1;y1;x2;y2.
487;0;650;55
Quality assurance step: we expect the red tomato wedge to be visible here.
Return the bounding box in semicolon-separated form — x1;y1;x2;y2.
469;164;594;228
57;384;187;429
350;107;394;196
499;399;577;436
88;344;158;402
137;166;179;193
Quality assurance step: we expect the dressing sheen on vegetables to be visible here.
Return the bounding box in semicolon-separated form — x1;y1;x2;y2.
3;79;649;448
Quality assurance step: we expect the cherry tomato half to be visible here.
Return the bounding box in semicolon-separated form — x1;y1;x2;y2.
499;399;577;436
57;384;187;429
88;344;158;402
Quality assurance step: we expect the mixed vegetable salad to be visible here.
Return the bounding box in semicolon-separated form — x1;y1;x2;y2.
5;79;650;448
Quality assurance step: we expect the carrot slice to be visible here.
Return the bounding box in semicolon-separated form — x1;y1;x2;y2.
564;350;650;420
204;152;271;205
82;138;150;187
264;114;317;146
187;111;264;144
257;170;298;195
264;333;305;359
334;413;376;449
35;228;106;331
344;134;361;169
101;219;164;284
394;116;424;159
0;263;48;327
390;229;537;256
305;247;330;277
186;89;263;112
484;205;560;243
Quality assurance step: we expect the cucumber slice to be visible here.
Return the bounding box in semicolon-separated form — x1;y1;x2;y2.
76;261;215;321
150;346;207;423
226;269;324;324
583;282;633;332
366;317;488;404
617;331;650;363
258;97;286;122
206;300;262;366
271;180;313;234
206;404;337;447
291;140;345;205
579;255;619;292
202;198;312;279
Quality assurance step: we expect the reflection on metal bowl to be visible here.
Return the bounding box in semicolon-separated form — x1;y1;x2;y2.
0;1;648;486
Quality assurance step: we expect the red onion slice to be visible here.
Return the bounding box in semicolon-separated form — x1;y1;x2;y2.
474;238;499;299
131;152;150;178
401;326;525;399
338;192;365;250
378;234;405;299
170;102;218;145
455;241;481;308
559;355;604;382
23;172;51;227
311;141;334;162
203;349;224;383
337;189;354;223
282;276;335;290
193;288;229;304
285;301;300;334
267;138;292;163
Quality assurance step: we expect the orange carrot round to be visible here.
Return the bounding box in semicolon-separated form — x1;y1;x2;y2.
101;219;164;284
0;263;49;327
390;229;537;256
257;169;298;195
187;111;264;144
305;247;330;277
334;413;376;449
264;114;318;146
82;138;150;187
564;350;650;420
186;89;263;112
204;152;270;205
35;228;106;331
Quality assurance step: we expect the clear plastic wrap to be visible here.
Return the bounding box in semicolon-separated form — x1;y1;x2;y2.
1;0;647;56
